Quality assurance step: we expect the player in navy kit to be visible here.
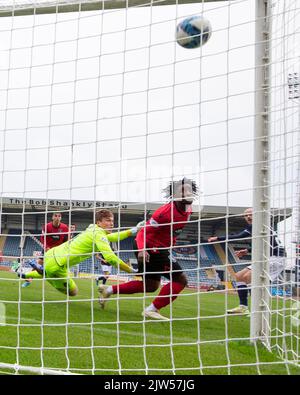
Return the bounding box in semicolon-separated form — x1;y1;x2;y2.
98;177;198;320
208;207;286;314
95;255;112;286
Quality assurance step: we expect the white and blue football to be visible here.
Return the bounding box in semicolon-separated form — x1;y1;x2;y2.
176;15;212;49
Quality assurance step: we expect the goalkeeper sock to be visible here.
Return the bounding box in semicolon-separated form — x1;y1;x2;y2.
25;270;43;279
236;282;248;307
18;270;42;279
112;281;144;294
153;282;185;310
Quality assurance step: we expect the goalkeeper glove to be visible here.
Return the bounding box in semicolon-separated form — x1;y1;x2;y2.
130;220;145;236
27;259;44;274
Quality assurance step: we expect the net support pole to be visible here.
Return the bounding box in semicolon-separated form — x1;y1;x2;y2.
295;78;300;291
250;0;271;346
288;72;300;291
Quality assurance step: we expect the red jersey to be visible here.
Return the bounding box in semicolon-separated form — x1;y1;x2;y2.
40;222;69;251
136;202;192;251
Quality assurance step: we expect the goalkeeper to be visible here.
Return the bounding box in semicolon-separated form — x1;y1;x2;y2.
17;209;141;296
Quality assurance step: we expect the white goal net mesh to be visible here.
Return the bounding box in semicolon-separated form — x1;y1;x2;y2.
0;0;299;375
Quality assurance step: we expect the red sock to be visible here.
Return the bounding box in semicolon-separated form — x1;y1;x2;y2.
112;281;144;294
153;282;185;310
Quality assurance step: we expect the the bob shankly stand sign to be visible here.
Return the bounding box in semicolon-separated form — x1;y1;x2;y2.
2;197;205;216
3;197;129;210
1;197;165;213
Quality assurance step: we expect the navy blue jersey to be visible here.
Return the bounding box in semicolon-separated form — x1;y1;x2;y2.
217;223;286;257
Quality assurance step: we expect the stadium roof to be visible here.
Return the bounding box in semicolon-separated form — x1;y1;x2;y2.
1;197;292;224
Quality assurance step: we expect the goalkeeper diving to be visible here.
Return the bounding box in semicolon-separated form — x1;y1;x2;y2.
16;209;142;296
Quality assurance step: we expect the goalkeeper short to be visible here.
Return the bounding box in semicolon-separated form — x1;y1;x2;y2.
44;250;77;294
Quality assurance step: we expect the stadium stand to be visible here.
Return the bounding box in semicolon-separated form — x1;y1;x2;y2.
0;228;224;288
218;242;249;273
0;230;8;251
3;230;42;258
0;204;271;290
0;201;291;299
3;229;22;258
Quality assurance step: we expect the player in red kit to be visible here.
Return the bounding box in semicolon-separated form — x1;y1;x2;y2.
41;212;69;251
98;177;198;320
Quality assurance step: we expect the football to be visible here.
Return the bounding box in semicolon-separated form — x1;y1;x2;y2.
176;15;212;49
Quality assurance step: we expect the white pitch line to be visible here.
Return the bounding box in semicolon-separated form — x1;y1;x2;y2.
5;315;198;343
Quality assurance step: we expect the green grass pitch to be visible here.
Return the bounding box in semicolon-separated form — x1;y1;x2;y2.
0;271;299;375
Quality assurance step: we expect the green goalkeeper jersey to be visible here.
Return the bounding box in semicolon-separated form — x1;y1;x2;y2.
48;224;132;272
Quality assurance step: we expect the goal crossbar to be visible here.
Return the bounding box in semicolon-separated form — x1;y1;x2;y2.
0;0;230;17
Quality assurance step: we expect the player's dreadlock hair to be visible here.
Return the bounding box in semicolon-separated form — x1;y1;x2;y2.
163;177;198;200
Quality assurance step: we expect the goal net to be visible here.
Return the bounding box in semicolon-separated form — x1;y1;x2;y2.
0;0;299;375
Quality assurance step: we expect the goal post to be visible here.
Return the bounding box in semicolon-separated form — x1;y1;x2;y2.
250;0;271;346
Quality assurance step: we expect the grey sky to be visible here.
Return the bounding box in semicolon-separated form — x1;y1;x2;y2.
0;0;257;208
0;0;299;260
